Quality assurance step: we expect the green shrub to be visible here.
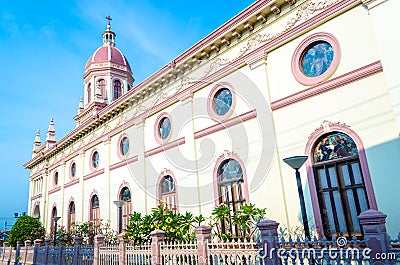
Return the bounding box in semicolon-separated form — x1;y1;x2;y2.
8;216;45;247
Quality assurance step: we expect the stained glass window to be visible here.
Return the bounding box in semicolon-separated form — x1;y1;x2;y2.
161;175;175;194
218;159;243;182
92;151;99;168
302;41;334;77
113;80;122;100
92;195;99;208
121;187;131;201
313;132;358;163
120;136;129;156
213;88;233;116
159;117;171;140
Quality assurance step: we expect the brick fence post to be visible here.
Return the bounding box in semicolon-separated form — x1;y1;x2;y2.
32;239;42;265
118;233;127;265
14;241;21;265
44;238;52;264
358;209;391;264
23;240;31;265
195;226;212;265
257;219;280;265
151;230;165;265
93;234;104;265
73;237;83;265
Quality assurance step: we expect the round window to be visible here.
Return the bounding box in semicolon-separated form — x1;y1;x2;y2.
301;41;334;78
159;117;171;140
120;136;130;156
213;88;233;116
92;151;99;169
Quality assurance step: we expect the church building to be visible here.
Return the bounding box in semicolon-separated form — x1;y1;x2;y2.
24;0;400;238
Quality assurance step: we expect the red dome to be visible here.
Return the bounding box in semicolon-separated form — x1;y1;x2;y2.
85;46;132;73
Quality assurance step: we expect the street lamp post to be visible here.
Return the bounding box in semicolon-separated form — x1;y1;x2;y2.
283;155;311;240
52;216;61;245
113;200;126;234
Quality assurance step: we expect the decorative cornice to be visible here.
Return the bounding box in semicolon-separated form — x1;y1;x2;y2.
361;0;389;9
271;61;383;110
246;50;268;70
48;186;61;195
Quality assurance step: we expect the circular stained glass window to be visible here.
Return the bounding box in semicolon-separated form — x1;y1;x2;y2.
92;151;99;169
120;136;129;156
301;41;334;78
71;163;76;178
213;88;233;116
159;117;171;140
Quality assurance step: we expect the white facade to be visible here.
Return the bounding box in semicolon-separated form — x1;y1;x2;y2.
25;0;400;238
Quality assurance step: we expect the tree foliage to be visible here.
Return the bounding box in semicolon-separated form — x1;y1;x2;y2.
8;216;45;247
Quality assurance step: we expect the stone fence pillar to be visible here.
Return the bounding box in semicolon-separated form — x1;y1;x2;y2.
195;226;212;265
14;241;22;265
358;209;391;264
151;230;165;265
257;219;280;265
93;234;105;265
23;240;31;265
32;239;42;265
118;233;127;265
2;242;9;264
73;237;83;265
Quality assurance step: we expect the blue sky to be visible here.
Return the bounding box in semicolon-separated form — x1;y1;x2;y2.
0;0;255;227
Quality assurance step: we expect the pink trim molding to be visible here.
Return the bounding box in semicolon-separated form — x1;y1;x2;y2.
48;186;61;195
52;170;59;188
271;61;383;111
145;137;185;157
156;169;179;213
31;193;42;201
110;155;139;171
69;160;77;180
212;151;250;206
207;82;236;122
195;109;257;139
89;190;100;222
63;178;80;189
31;201;40;217
83;168;105;181
304;121;378;238
154;112;173;145
118;181;132;200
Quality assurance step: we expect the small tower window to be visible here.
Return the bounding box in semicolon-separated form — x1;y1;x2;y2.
113;80;122;100
97;79;106;100
87;83;91;103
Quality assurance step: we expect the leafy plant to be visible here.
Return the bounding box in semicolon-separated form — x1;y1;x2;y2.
8;216;45;247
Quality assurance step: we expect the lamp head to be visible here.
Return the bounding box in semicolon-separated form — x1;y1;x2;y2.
52;216;61;222
113;200;126;208
283;156;308;170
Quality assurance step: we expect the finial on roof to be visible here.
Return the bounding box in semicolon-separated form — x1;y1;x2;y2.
46;118;56;143
106;15;112;27
32;129;41;153
78;97;84;114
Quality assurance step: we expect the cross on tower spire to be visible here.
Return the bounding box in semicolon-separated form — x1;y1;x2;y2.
106;15;112;26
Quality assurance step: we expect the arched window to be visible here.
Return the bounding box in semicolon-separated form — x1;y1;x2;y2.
90;195;100;226
33;205;40;220
97;79;106;100
113;80;122;100
68;201;76;231
87;83;91;103
312;132;369;238
120;187;132;230
217;158;246;236
160;175;177;213
51;207;57;233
